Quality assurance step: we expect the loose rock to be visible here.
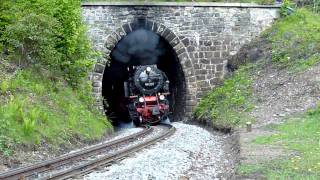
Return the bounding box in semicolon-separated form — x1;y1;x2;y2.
84;122;228;180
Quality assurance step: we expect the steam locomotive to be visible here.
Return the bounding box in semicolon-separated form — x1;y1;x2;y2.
124;65;170;126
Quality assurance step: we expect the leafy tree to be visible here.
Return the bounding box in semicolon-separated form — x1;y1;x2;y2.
3;14;60;68
1;0;95;86
0;0;12;50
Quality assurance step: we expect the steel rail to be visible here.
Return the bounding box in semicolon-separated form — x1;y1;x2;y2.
0;126;153;180
45;124;175;180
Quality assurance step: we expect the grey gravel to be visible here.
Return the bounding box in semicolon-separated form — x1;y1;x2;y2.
37;125;166;179
84;122;224;180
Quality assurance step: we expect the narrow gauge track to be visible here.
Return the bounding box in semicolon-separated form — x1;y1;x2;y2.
0;124;175;180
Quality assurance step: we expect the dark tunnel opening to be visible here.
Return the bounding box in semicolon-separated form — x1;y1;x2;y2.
102;29;186;126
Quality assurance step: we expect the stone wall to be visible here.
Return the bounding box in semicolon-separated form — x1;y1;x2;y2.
81;2;279;116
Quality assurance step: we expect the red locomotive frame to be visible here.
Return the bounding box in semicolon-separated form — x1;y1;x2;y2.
128;93;170;124
125;65;170;126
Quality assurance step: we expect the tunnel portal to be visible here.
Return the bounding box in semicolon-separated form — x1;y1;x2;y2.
102;29;186;125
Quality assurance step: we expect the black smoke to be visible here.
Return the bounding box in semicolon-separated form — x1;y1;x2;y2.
111;29;165;65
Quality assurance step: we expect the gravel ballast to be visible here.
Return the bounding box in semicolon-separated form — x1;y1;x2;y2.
0;127;143;172
84;122;227;180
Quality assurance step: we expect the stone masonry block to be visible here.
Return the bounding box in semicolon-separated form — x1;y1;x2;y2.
92;73;103;82
82;5;280;118
169;37;180;47
94;63;105;73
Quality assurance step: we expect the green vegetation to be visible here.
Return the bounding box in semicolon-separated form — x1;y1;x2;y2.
268;8;320;72
238;106;320;179
1;0;96;86
0;0;112;156
194;65;254;130
0;63;112;156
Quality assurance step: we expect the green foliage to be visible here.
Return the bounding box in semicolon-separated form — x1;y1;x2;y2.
280;0;295;17
249;106;320;178
0;79;9;94
268;9;320;71
0;69;112;154
0;0;95;86
3;13;60;68
0;0;111;156
194;65;254;129
0;1;11;40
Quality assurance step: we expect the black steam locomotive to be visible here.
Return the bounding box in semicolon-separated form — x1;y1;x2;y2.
124;65;170;126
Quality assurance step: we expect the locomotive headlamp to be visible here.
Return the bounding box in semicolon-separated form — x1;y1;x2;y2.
146;66;151;72
159;95;165;100
139;97;145;103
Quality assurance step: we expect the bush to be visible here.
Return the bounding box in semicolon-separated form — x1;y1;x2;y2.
0;1;11;40
1;0;95;86
194;66;254;130
3;13;60;68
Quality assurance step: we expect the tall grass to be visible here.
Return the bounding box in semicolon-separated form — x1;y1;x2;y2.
268;9;320;71
0;69;112;155
194;65;254;130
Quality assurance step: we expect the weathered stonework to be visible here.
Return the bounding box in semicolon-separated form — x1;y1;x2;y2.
81;2;279;116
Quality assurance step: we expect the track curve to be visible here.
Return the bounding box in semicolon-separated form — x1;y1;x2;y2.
0;124;175;180
47;124;175;180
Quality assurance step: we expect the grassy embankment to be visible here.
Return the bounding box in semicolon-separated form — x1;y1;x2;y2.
195;7;320;178
0;64;111;156
0;0;112;157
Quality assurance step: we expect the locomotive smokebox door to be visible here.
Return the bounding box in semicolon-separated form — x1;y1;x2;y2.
152;107;160;115
125;65;170;125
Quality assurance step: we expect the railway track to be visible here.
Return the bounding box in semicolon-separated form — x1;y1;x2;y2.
0;124;175;180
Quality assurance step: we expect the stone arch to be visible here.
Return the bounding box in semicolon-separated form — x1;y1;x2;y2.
90;20;197;119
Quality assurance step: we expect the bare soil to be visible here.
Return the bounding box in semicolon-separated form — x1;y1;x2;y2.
250;62;320;126
238;59;320;179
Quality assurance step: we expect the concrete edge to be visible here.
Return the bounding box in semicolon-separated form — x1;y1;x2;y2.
81;2;281;8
